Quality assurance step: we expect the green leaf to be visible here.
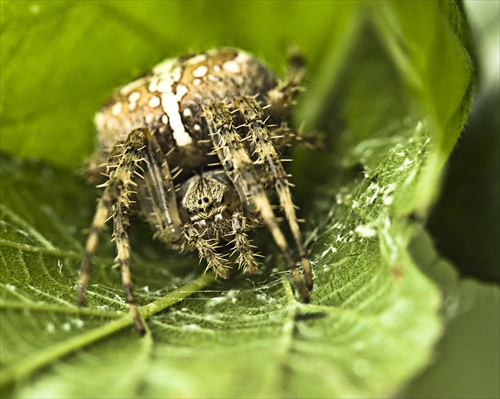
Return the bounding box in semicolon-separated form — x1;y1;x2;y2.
427;0;500;283
1;1;475;398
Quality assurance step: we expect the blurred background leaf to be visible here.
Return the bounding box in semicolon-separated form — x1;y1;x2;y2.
427;0;499;284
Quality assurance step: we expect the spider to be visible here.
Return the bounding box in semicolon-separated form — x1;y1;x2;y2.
78;48;313;334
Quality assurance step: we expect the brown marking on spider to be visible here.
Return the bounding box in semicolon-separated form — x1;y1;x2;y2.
78;48;314;334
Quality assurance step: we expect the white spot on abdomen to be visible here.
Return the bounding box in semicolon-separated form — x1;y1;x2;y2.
128;91;141;111
148;96;160;108
193;65;208;77
111;102;122;116
184;53;208;65
223;60;241;73
161;84;192;147
128;91;140;102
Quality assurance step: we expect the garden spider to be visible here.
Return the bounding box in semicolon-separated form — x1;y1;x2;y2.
78;48;313;334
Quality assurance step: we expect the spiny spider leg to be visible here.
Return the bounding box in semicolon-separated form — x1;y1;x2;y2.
265;47;305;126
114;199;145;334
230;212;260;274
235;96;313;290
78;192;109;305
204;102;310;302
78;128;149;335
183;224;231;278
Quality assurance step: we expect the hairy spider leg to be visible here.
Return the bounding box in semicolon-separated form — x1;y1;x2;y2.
265;47;305;129
113;200;145;334
235;97;313;290
284;43;307;85
204;102;310;302
230;212;261;274
183;224;231;278
78;128;150;335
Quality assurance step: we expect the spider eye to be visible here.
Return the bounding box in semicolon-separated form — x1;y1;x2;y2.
203;197;209;203
197;199;202;205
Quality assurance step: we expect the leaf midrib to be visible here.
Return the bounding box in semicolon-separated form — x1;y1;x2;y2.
0;272;216;389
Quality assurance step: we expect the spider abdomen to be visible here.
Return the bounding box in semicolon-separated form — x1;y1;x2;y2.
93;49;279;177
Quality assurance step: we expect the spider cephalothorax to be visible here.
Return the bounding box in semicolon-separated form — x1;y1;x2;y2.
78;48;313;334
